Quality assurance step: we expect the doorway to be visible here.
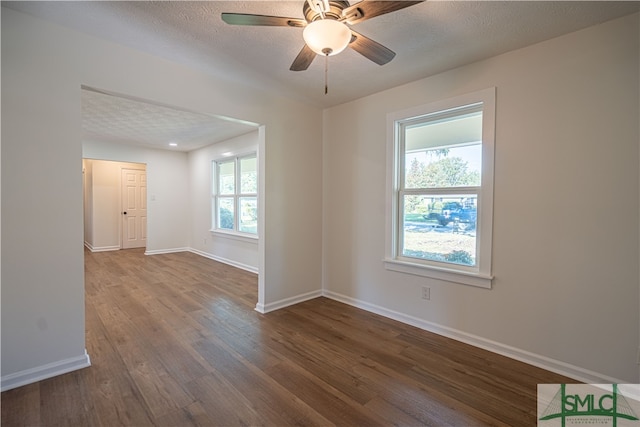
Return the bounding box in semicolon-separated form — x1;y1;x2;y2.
83;159;147;252
81;86;265;310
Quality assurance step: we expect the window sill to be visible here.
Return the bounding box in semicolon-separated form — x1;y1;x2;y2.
210;229;258;244
383;258;492;289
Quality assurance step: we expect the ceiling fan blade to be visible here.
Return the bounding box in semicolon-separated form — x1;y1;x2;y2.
290;44;317;71
221;13;306;28
349;30;396;65
342;1;424;25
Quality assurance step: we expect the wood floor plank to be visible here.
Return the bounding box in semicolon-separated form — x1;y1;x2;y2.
153;402;214;427
130;312;212;384
287;301;411;355
2;249;577;426
196;314;285;372
265;359;388;426
109;332;196;419
354;357;511;427
257;319;379;405
183;373;265;426
0;383;40;426
84;300;156;427
136;292;214;345
192;338;334;426
39;370;104;427
365;396;445;427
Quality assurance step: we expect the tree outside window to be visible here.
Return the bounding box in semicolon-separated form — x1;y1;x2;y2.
213;154;257;235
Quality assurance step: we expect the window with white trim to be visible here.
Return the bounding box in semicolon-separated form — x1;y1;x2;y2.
212;154;258;235
385;88;495;288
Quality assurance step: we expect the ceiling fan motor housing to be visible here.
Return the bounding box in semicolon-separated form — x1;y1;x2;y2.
304;0;351;22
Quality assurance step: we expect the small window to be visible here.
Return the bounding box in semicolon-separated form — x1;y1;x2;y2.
213;154;258;235
386;88;495;288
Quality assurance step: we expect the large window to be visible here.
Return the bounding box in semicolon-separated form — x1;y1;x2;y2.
213;154;257;235
386;88;495;288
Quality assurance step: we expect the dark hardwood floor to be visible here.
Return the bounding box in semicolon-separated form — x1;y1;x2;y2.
2;248;575;426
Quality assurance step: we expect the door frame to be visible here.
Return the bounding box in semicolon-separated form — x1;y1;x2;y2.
120;167;147;249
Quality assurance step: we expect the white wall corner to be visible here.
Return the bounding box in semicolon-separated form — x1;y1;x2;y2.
1;350;91;392
255;290;323;314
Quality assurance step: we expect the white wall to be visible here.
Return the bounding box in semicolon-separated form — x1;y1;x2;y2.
2;9;89;388
1;7;323;389
323;13;640;383
82;159;146;251
188;131;260;272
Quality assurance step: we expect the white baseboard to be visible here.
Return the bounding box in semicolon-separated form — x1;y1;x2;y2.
1;350;91;392
323;290;628;384
84;242;119;252
144;247;258;274
144;247;190;256
255;289;322;314
188;248;258;274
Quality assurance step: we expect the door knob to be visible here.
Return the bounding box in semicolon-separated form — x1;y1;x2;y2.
123;212;127;215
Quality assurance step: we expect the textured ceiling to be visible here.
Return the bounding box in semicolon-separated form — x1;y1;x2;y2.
6;1;640;151
82;88;258;152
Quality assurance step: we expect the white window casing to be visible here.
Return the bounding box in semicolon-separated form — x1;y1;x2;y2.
212;152;258;238
385;88;496;288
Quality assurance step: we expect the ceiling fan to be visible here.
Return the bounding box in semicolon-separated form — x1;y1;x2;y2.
221;0;424;72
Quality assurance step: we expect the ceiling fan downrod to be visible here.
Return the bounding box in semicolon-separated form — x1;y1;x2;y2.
323;48;332;94
307;0;331;18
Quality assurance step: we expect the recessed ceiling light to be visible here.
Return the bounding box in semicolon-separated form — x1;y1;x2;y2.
169;142;178;147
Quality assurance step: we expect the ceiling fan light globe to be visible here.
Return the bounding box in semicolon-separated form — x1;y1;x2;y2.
303;19;351;56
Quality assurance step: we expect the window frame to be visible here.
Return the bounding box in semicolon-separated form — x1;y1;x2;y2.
385;88;496;288
212;152;258;239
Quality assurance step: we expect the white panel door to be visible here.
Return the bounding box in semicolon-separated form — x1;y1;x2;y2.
121;168;147;249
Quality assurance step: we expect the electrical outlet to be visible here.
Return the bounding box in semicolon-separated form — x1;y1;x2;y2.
421;286;430;300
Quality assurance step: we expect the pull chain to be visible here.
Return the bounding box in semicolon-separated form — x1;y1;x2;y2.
322;47;332;95
324;53;329;95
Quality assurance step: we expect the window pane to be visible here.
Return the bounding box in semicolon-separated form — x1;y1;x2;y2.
218;197;234;230
405;144;481;189
402;195;477;266
240;156;257;194
218;161;235;195
239;197;257;234
404;110;482;189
